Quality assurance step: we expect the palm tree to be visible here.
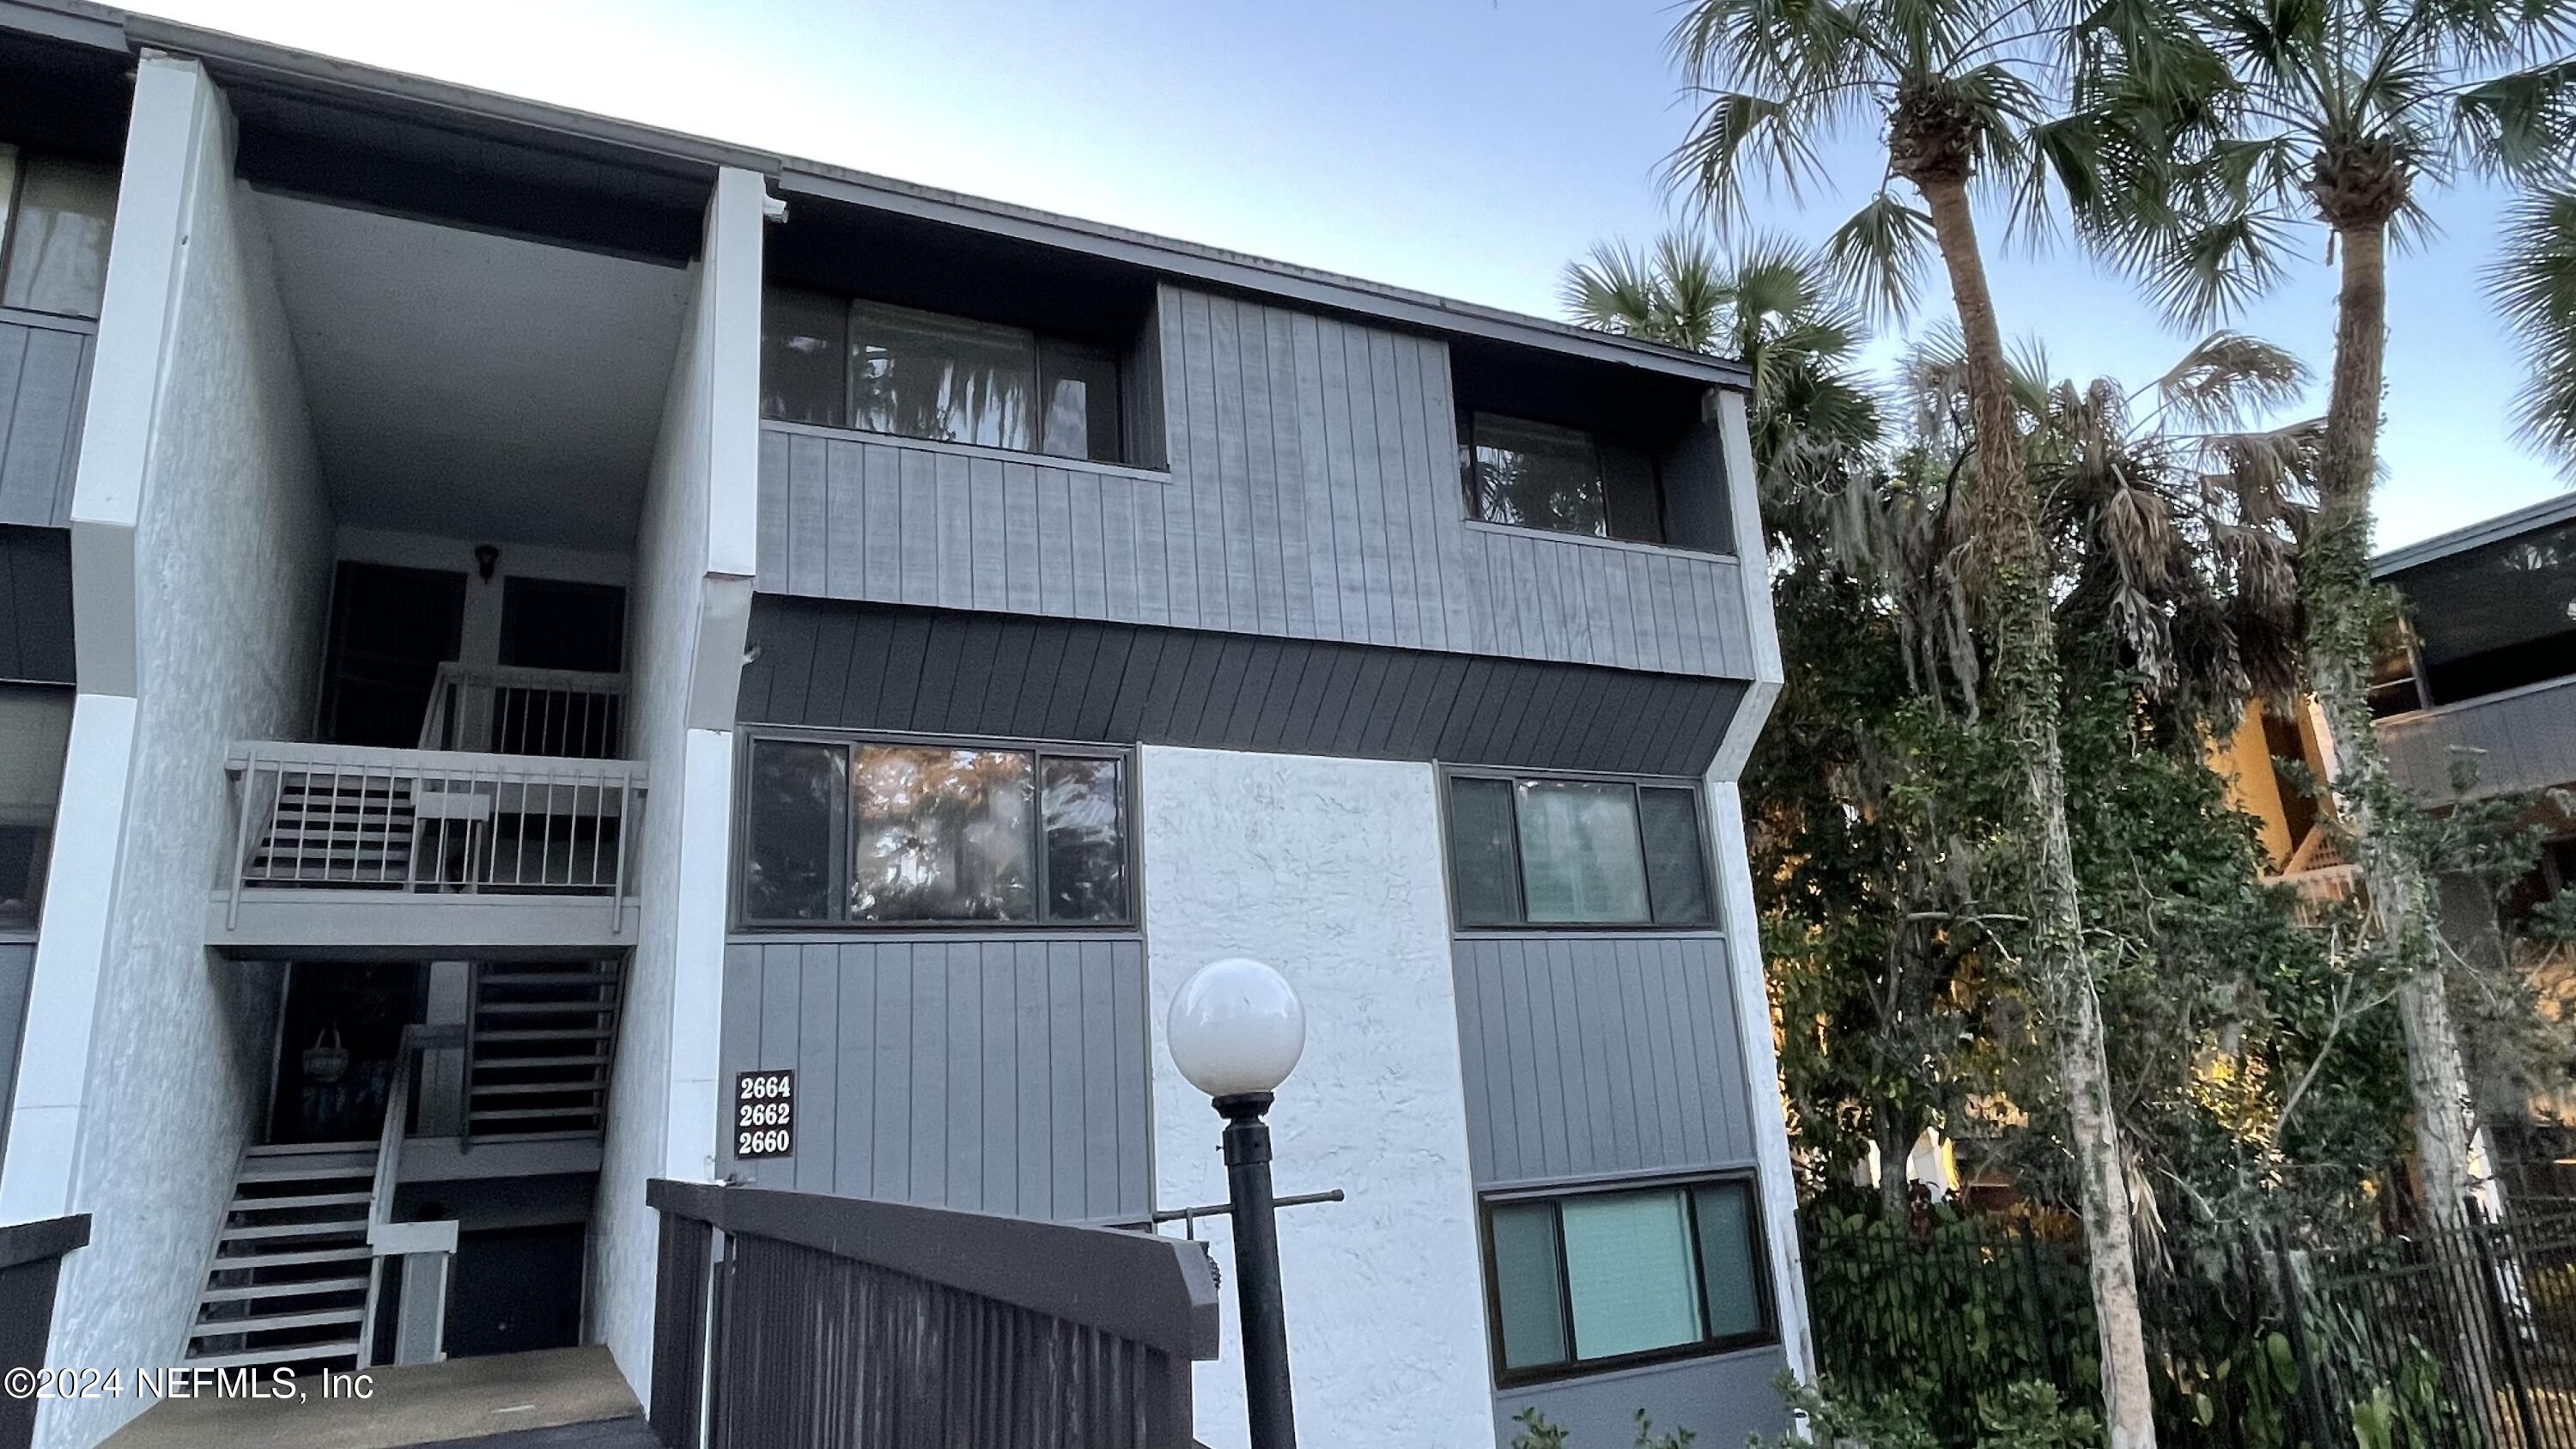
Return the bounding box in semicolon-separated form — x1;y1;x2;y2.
1662;3;2166;1439
2493;187;2576;473
2089;0;2576;1214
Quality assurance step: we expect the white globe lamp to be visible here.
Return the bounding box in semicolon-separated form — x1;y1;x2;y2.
1166;956;1306;1101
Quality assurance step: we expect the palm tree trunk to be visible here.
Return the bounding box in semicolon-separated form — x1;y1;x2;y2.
2305;221;2477;1213
1918;174;2160;1449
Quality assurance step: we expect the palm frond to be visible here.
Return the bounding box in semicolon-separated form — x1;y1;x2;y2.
1825;192;1941;323
2152;331;2312;429
2488;187;2576;477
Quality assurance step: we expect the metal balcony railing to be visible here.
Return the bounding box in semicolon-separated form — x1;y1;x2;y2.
418;663;629;759
221;742;645;928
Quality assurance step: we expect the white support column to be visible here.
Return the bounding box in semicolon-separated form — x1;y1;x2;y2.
1699;385;1813;1380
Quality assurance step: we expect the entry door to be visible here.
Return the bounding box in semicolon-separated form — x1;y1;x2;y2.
319;563;468;748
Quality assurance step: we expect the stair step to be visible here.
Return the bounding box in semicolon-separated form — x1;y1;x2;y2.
189;1306;366;1338
218;1220;368;1243
246;1142;376;1156
210;1245;372;1269
478;971;616;985
472;1054;610;1068
239;1164;375;1185
184;1340;361;1370
475;1002;615;1015
471;1082;604;1098
200;1276;370;1303
471;1107;603;1122
228;1191;373;1213
477;1028;613;1041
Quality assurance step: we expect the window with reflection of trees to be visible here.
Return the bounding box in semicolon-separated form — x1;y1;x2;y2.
1461;412;1610;538
739;734;1131;927
761;289;1125;465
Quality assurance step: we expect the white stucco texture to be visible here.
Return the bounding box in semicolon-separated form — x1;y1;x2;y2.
1139;745;1496;1449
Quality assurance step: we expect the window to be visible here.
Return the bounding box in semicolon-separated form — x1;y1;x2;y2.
0;685;73;931
0;148;118;321
1460;411;1671;545
738;734;1132;928
1484;1177;1772;1384
761;289;1127;466
1446;772;1713;928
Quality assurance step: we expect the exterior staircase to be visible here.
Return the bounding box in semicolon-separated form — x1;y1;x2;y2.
185;1142;379;1372
467;961;621;1138
249;770;418;886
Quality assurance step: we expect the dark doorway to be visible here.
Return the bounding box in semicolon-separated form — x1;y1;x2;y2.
501;577;627;673
269;962;425;1145
446;1224;586;1358
321;563;468;747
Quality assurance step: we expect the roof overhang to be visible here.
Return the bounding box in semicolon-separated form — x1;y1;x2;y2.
2376;490;2576;578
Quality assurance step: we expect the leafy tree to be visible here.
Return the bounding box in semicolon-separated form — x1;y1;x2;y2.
1661;0;2193;1431
2081;0;2576;1211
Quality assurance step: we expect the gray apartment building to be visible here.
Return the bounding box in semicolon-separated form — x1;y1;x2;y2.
0;3;1807;1445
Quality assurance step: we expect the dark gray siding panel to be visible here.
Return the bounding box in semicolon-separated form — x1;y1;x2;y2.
2378;677;2576;800
0;942;31;1170
1451;935;1757;1187
0;527;76;685
1495;1347;1790;1449
754;284;1754;679
719;938;1150;1225
739;597;1745;777
0;316;93;529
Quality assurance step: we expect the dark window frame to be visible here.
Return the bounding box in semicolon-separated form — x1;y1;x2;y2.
761;287;1133;467
1458;409;1680;549
1476;1171;1777;1389
1440;766;1720;932
732;726;1141;932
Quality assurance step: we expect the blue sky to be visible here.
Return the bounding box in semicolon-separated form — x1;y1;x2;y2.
136;0;2569;549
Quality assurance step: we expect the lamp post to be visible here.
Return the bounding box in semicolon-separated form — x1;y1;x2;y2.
1167;957;1307;1449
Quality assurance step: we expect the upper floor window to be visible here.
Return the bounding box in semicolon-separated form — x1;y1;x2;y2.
738;733;1133;928
0;148;117;321
0;685;72;931
1446;770;1714;928
1483;1175;1773;1385
762;289;1127;465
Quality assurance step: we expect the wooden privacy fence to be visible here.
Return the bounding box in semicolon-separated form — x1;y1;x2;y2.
0;1214;88;1449
647;1180;1220;1449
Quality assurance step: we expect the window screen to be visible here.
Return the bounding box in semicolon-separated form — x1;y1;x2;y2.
1446;774;1714;928
0;154;118;320
1483;1177;1772;1384
739;735;1133;928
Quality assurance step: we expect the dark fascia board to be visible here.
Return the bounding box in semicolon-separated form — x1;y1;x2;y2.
781;166;1753;390
0;1212;90;1270
0;0;123;52
119;11;779;184
2374;490;2576;578
100;8;1753;389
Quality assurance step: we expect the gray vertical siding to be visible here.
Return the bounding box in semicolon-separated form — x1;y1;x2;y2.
0;942;32;1170
0;314;94;530
2378;675;2576;800
1450;935;1758;1187
719;937;1151;1224
753;283;1753;679
1495;1348;1790;1449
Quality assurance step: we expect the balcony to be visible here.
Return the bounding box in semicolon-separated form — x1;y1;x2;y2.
2377;674;2576;801
207;667;644;959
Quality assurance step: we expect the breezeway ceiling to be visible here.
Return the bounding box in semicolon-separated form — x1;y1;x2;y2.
258;191;693;550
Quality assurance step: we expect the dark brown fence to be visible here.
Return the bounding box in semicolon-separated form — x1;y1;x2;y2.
0;1214;88;1449
647;1180;1219;1449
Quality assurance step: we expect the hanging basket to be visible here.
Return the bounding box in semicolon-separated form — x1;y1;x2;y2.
301;1026;349;1084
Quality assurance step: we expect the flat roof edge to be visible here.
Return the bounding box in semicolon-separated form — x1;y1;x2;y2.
123;12;782;179
2376;488;2576;575
0;0;125;52
781;166;1753;387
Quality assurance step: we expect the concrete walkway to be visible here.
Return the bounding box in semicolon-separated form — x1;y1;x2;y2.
100;1345;648;1449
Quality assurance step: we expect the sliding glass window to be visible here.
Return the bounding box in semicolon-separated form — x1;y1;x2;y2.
1446;771;1714;928
0;147;118;321
738;733;1133;928
1483;1177;1772;1385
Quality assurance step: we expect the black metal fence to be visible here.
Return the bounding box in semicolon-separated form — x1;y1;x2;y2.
1803;1202;2576;1448
0;1214;88;1449
647;1179;1220;1449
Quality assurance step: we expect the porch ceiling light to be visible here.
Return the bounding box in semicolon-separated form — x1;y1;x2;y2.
1167;957;1305;1099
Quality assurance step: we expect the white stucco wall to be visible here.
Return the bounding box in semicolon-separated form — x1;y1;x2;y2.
590;167;762;1393
1139;745;1496;1449
3;58;337;1449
